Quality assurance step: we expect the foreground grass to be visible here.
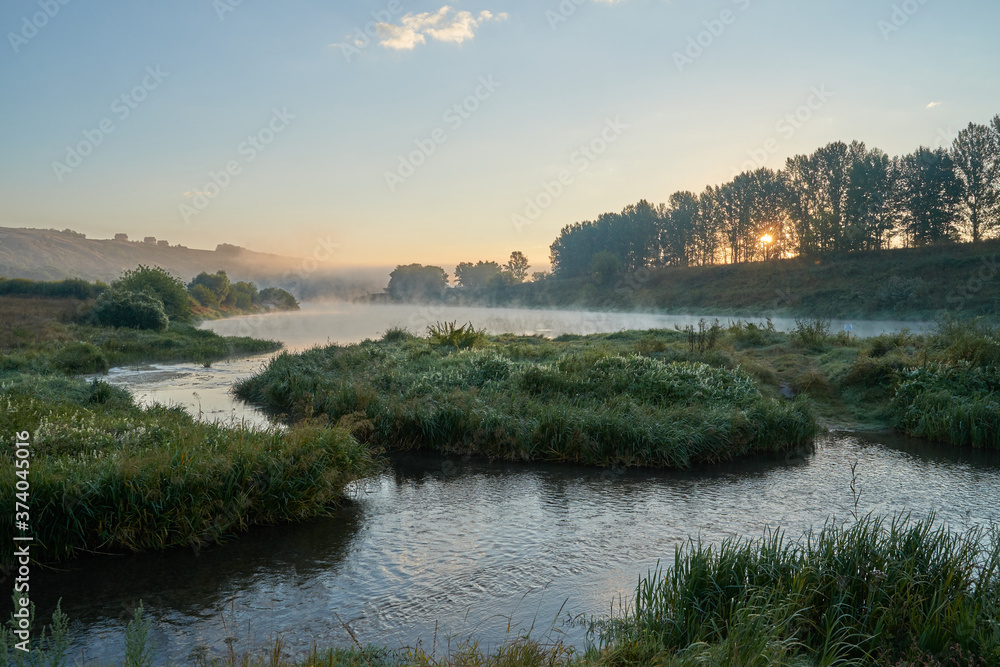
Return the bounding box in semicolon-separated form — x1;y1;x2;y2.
233;326;817;469
0;374;380;567
12;514;996;666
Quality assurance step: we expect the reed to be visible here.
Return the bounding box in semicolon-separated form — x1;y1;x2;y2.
595;513;1000;666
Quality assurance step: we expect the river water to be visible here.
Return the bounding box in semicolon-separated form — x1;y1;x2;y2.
37;305;998;665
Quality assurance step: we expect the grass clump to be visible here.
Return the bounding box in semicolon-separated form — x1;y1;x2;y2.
891;364;1000;449
0;374;380;567
427;321;487;351
594;514;1000;666
234;330;817;469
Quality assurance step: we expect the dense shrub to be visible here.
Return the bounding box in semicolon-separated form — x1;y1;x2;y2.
115;265;190;321
188;283;220;308
93;288;169;331
259;286;299;310
188;270;231;304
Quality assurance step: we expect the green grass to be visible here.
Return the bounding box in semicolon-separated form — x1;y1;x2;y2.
0;321;281;374
234;317;1000;461
0;374;380;567
594;513;1000;666
233;326;818;469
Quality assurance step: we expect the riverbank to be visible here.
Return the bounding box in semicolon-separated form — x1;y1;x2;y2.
234;316;1000;461
0;296;381;568
377;238;1000;323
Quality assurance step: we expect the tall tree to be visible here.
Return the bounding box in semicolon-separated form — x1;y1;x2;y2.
845;146;899;250
896;148;962;246
454;261;504;289
506;251;530;282
619;200;662;271
748;168;789;261
661;191;698;267
386;264;448;301
692;187;721;266
714;175;753;264
951;122;1000;242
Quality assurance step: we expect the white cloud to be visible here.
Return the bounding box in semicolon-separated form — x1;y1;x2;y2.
376;6;508;51
926;102;942;109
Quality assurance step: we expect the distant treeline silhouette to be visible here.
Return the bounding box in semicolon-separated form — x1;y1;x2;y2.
550;114;1000;279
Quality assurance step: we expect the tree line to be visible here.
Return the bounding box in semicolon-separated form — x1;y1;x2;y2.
385;251;534;301
550;115;1000;279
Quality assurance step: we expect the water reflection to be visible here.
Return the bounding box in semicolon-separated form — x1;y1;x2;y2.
26;503;365;664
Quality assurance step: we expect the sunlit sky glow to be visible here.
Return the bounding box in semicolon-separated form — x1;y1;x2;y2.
1;0;998;270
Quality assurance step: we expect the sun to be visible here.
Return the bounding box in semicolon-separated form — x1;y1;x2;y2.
761;234;773;244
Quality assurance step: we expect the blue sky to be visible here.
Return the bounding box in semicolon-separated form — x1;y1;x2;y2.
1;0;998;269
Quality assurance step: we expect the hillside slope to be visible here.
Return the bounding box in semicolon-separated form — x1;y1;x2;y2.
505;240;1000;320
0;228;297;283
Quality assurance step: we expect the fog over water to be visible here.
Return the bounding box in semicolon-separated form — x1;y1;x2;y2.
202;302;935;351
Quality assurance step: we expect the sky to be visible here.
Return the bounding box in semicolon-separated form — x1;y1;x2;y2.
1;0;998;271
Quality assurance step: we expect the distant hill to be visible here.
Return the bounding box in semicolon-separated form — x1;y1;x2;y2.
0;227;299;282
0;227;386;300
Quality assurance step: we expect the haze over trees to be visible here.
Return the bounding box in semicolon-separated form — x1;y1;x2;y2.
548;114;1000;279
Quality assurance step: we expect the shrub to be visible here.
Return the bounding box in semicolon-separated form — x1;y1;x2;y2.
93;288;169;332
116;265;190;321
54;342;109;374
188;270;231;305
188;283;219;309
259;287;299;311
727;319;782;348
381;326;415;343
791;318;831;350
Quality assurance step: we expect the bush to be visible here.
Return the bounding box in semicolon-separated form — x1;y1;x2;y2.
791;317;831;350
188;270;230;305
188;283;219;309
93;288;169;332
116;265;190;321
726;319;782;348
54;342;109;374
258;287;299;311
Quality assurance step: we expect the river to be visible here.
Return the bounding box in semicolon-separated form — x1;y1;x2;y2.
40;304;998;665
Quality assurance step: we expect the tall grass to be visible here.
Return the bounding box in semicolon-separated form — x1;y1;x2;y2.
0;375;380;567
886;319;1000;449
595;514;1000;666
234;331;817;469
